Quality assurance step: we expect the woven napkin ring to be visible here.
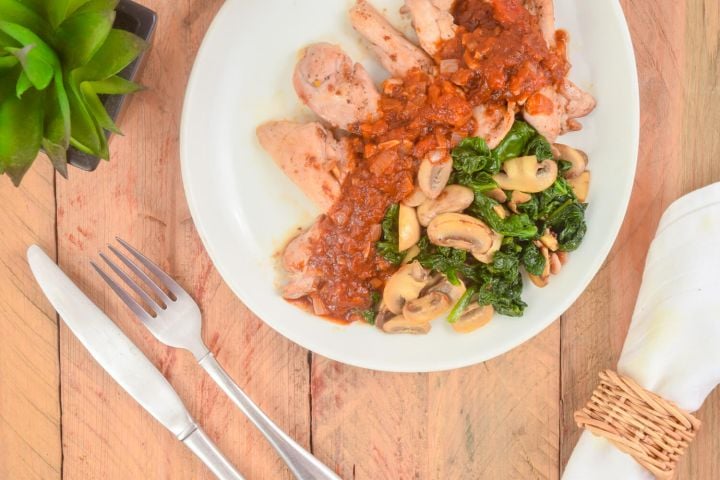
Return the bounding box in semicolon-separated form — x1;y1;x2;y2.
574;370;701;479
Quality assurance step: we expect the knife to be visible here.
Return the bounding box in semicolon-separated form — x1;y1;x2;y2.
27;245;245;480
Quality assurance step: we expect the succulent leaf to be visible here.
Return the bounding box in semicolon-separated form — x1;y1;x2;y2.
88;75;142;94
0;0;50;36
5;44;54;90
75;29;147;81
0;54;19;69
0;71;43;185
54;8;115;68
66;70;103;154
80;80;120;134
15;69;31;96
45;0;91;29
0;21;60;69
44;73;71;151
74;0;119;14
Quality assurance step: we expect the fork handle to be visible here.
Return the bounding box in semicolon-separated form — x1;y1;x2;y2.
199;353;341;480
183;426;245;480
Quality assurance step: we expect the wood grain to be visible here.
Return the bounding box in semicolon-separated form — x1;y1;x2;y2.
0;162;61;479
311;325;559;480
676;1;720;478
55;1;309;479
0;0;719;479
427;324;559;480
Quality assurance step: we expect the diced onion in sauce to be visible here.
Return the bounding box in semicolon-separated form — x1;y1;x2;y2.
440;59;460;74
427;149;448;163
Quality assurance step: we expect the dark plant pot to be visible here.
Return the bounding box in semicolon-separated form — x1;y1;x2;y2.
67;0;157;171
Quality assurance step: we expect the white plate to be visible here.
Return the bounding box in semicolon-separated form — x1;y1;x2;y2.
181;0;639;372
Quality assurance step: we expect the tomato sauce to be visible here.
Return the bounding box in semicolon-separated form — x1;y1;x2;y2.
301;0;569;320
445;0;569;106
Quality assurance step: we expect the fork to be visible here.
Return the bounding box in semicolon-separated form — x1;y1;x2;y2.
92;238;341;480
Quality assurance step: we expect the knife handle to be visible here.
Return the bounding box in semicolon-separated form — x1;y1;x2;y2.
199;353;341;480
183;426;245;480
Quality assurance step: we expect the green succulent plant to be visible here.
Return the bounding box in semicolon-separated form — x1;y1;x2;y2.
0;0;147;185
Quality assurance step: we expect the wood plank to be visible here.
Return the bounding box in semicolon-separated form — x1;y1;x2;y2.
0;162;61;479
428;324;559;480
677;0;720;477
310;358;432;479
55;1;310;478
311;324;559;480
561;0;720;477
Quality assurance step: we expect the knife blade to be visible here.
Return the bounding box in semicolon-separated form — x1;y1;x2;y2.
28;245;196;438
27;245;244;480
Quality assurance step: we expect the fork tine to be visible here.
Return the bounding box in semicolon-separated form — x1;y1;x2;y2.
108;245;171;305
116;237;185;298
91;261;156;322
99;252;164;314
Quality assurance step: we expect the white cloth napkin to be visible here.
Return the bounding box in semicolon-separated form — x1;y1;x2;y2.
563;182;720;479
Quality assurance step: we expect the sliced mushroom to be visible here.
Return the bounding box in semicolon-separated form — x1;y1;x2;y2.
452;304;494;333
382;315;431;334
540;245;551;277
550;144;562;159
402;244;421;264
417;151;453;199
554;143;588;178
403;291;451;323
492;155;557;193
557;251;569;265
398;204;421;251
402;185;427;207
417;185;474;226
508;191;532;213
492;204;508;219
549;252;562;275
528;245;551;287
487;187;508;203
427;213;493;255
539;229;559;251
374;303;394;330
383;260;429;314
568;171;590;202
528;274;548;288
427;276;466;303
473;232;503;264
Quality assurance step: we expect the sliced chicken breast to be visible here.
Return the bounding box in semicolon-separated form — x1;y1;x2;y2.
522;80;597;143
473;102;517;149
558;79;597;129
522;0;555;47
350;0;433;77
293;43;381;130
404;0;457;56
257;121;346;211
282;221;322;300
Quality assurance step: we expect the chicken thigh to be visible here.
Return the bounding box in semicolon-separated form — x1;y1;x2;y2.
404;0;457;56
350;0;433;77
293;43;381;130
257;120;349;211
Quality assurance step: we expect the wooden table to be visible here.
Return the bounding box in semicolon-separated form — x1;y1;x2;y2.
1;1;719;478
